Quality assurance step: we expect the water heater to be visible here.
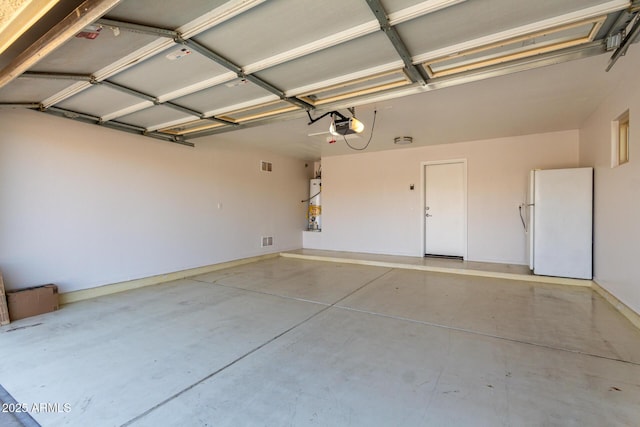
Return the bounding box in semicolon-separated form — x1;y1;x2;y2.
308;179;321;231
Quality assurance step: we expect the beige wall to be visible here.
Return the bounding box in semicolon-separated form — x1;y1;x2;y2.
309;130;579;264
0;109;308;293
579;45;640;314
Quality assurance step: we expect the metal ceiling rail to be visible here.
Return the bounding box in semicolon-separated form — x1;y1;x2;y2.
96;79;158;103
174;37;315;112
96;18;178;38
365;0;429;85
43;105;195;146
20;72;92;81
98;78;236;126
425;41;607;90
607;11;640;70
0;103;41;109
18;71;238;127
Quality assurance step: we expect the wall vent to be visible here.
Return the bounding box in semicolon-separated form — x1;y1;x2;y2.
261;161;273;172
261;236;273;247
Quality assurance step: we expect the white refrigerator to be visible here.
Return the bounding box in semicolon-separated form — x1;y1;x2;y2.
526;168;593;279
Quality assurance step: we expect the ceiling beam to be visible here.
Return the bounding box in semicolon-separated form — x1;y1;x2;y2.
96;18;177;38
0;0;123;90
0;0;62;56
42;105;194;146
0;103;41;109
607;16;640;70
365;0;429;85
22;71;92;81
97;80;158;103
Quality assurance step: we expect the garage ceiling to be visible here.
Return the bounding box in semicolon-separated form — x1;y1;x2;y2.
0;0;639;153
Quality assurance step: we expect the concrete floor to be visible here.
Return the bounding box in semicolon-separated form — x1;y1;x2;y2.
1;256;639;426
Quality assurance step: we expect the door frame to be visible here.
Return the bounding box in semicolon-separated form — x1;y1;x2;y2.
420;159;468;259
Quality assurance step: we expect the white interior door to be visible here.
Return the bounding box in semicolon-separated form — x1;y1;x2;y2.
424;161;466;258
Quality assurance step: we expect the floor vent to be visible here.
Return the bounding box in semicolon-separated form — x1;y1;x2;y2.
424;254;463;261
261;236;273;247
261;161;273;172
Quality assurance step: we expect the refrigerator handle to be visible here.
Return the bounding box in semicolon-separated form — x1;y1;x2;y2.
518;203;534;232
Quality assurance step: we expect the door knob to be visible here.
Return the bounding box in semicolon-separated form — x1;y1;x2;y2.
426;213;433;217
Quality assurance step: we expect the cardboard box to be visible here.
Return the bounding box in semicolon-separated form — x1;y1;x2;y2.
0;272;9;326
7;284;59;321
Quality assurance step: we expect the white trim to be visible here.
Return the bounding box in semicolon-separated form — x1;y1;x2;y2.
93;39;175;81
178;0;268;39
421;159;468;259
41;82;91;108
156;72;237;103
101;101;154;122
388;0;467;25
147;115;201;132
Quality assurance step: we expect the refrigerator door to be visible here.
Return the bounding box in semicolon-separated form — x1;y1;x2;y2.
533;168;593;279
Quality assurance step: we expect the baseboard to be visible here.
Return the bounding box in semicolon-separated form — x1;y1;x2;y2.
59;253;279;305
591;281;640;330
280;252;592;287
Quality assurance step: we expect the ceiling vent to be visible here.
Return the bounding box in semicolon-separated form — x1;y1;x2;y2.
394;136;413;145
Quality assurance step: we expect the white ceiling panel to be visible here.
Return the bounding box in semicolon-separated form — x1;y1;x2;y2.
254;32;401;93
105;0;229;29
56;85;146;118
29;26;160;74
173;80;274;114
117;105;196;130
108;49;230;99
194;0;375;67
395;0;621;57
0;78;76;103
